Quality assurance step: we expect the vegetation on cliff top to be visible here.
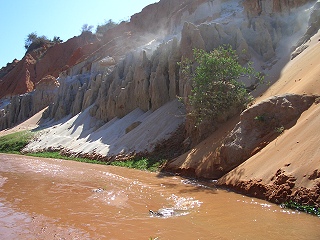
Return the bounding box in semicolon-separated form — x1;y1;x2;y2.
24;19;119;54
24;32;63;53
95;19;118;37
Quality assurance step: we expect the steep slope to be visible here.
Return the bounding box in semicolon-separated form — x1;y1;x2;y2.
216;31;320;206
259;33;320;97
218;101;320;206
165;28;320;206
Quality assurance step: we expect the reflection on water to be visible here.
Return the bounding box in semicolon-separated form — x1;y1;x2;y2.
0;154;319;240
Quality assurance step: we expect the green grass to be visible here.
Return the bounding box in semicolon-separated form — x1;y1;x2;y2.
26;151;106;165
27;152;164;171
282;201;320;217
0;131;35;153
26;152;164;172
109;157;165;172
0;130;164;172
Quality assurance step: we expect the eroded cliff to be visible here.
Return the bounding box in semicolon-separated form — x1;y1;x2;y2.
1;0;320;207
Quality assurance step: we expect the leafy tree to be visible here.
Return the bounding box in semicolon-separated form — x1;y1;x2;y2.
81;24;94;33
179;45;262;125
24;32;38;50
52;36;63;43
24;32;63;53
24;33;50;53
96;19;118;36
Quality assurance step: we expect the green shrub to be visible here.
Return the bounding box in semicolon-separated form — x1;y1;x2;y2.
110;157;165;172
179;45;262;125
26;152;164;172
96;19;118;37
254;115;266;122
282;201;320;216
274;126;285;134
24;32;51;52
81;24;94;34
26;151;104;165
24;32;62;53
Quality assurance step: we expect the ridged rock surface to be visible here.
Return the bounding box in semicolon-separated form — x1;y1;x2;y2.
0;75;59;129
42;0;316;126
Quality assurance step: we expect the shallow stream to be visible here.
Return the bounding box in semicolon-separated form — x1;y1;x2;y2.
0;154;319;239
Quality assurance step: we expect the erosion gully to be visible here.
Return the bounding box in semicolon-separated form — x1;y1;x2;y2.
0;154;319;240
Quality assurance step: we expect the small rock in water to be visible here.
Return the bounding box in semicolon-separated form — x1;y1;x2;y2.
149;210;163;217
149;208;176;218
92;188;104;193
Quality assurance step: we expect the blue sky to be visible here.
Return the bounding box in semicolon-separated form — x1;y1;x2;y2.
0;0;159;68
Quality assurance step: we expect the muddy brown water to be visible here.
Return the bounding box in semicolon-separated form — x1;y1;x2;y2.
0;154;319;240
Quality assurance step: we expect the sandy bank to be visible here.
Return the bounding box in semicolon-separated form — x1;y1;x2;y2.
211;31;320;207
163;30;320;208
